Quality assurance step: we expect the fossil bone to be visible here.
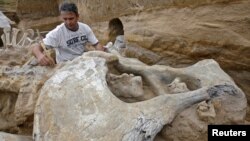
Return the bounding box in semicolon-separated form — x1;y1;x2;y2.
1;28;37;48
3;27;11;47
11;28;21;47
17;29;35;47
33;52;245;141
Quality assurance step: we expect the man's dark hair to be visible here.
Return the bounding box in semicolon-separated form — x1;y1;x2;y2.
59;2;78;15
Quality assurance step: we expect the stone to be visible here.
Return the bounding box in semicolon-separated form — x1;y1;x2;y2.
0;64;55;130
0;132;32;141
107;73;144;98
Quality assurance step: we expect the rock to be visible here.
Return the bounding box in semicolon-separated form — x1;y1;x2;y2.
107;73;144;98
0;132;32;141
167;77;190;93
125;43;162;65
0;64;55;131
197;101;216;122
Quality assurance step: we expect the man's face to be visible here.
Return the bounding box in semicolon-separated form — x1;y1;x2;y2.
61;11;79;31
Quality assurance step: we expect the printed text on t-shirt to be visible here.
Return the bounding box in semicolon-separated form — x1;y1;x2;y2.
66;35;88;47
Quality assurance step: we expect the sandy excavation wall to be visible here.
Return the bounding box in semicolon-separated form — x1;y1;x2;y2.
14;0;241;27
15;0;239;23
16;0;58;19
59;0;239;23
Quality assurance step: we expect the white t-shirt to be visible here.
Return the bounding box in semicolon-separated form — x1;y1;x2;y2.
43;22;98;63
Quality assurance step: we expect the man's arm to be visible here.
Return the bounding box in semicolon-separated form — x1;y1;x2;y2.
32;43;55;66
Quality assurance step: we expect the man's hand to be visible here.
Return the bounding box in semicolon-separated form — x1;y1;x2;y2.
95;43;105;51
37;53;55;66
32;42;55;67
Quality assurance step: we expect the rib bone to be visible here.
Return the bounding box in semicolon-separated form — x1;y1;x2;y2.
3;27;11;47
11;28;20;47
